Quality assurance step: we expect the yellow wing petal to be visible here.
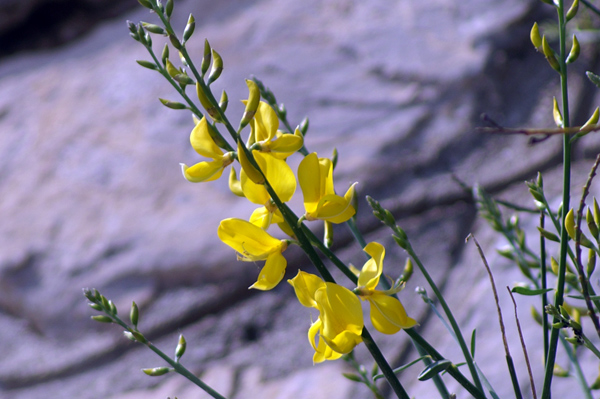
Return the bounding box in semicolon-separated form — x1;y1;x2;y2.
190;117;224;159
358;242;385;290
368;294;417;334
180;160;224;182
249;251;287;290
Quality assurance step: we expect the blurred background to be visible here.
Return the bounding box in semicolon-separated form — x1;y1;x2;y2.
2;0;600;398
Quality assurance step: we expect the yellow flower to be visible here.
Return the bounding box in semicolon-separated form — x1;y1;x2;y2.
356;242;417;334
298;152;356;223
218;218;288;290
249;102;304;158
289;271;363;363
180;117;234;182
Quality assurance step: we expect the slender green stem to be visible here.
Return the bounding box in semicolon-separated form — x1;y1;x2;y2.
560;335;593;399
404;242;484;393
540;211;550;364
542;2;571;398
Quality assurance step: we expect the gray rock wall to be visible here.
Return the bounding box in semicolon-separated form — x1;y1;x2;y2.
1;0;599;398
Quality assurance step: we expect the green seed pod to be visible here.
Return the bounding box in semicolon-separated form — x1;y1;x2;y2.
565;208;576;240
324;220;334;248
537;227;560;242
183;14;195;42
566;34;580;64
169;34;182;50
142;367;171;376
201;39;212;75
566;0;579;21
588;248;596;276
141;22;165;35
159;98;187;110
530;22;542;49
240;79;260;127
219;90;229;113
207;49;223;85
543;36;561;72
173;73;195;86
553;97;563;127
130;301;139;328
175;334;187;361
91;315;113;323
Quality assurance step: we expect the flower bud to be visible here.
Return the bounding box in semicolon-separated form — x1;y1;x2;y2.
331;148;338;170
566;34;580;64
587;208;599;238
91;315;113;323
196;82;221;121
165;0;173;17
130;301;139;328
207;49;223;85
588;248;596;276
131;331;147;343
401;258;413;283
553;97;563;127
161;43;169;65
530;22;542;49
159;98;187;110
240;79;260;128
219;90;229;113
543;36;561;72
108;300;117;315
201;39;212;75
299;117;309;136
169;34;182;50
278;103;287;119
88;303;102;311
579;107;600;138
136;60;158;70
587;71;600;89
237;141;264;184
566;0;579;21
173;73;195;85
228;167;244;197
165;59;179;78
183;14;195;42
565;208;576;240
537;227;560;242
141;22;165;35
175;334;187;361
138;0;153;9
530;306;543;325
123;331;137;341
142;367;171;376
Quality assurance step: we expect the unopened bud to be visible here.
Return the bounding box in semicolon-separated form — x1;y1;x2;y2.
123;331;137;341
401;258;413;283
161;43;169;65
553;97;563;127
588;248;596;276
565;208;576;240
142;367;170;376
169;34;182;50
538;227;560;242
530;22;542;49
324;220;334;248
207;49;223;85
543;36;561;72
138;0;153;9
88;303;102;311
566;0;579;21
566;35;580;64
299;117;309;136
183;14;195;42
240;79;260;127
201;39;212;75
92;315;113;323
237;141;264;184
196;82;221;121
219;90;229;113
331;148;338;170
165;0;173;17
173;73;195;86
159;98;187;110
175;334;187;361
130;301;139;328
141;22;165;35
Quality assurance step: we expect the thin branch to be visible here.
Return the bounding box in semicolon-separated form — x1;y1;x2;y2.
507;287;537;399
477;114;600;137
575;152;600;339
467;234;523;399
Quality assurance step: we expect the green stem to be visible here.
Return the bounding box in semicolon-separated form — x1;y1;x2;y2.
540;211;550;364
404;243;484;394
560;335;593;399
542;2;571;398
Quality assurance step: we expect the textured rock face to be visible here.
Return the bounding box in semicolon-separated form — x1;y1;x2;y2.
1;0;599;398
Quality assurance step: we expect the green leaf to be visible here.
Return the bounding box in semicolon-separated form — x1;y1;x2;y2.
470;329;477;358
417;359;452;381
511;286;554;296
567;294;600;301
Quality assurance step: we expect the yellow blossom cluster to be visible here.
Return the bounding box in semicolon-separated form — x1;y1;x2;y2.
180;81;415;361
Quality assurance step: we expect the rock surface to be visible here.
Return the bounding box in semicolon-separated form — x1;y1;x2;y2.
1;0;599;398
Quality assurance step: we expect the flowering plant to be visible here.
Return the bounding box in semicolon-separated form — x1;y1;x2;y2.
83;0;600;398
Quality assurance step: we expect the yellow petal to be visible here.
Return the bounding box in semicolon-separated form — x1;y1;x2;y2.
180;160;224;182
298;153;325;213
228;167;245;197
358;242;385;290
288;271;326;308
253;101;279;142
368;293;417;334
310;186;356;224
315;283;363;354
241;168;270;205
218;218;283;260
249;251;287;290
237;141;264;184
190;117;224;159
249;206;283;230
267;130;304;155
255;152;296;203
